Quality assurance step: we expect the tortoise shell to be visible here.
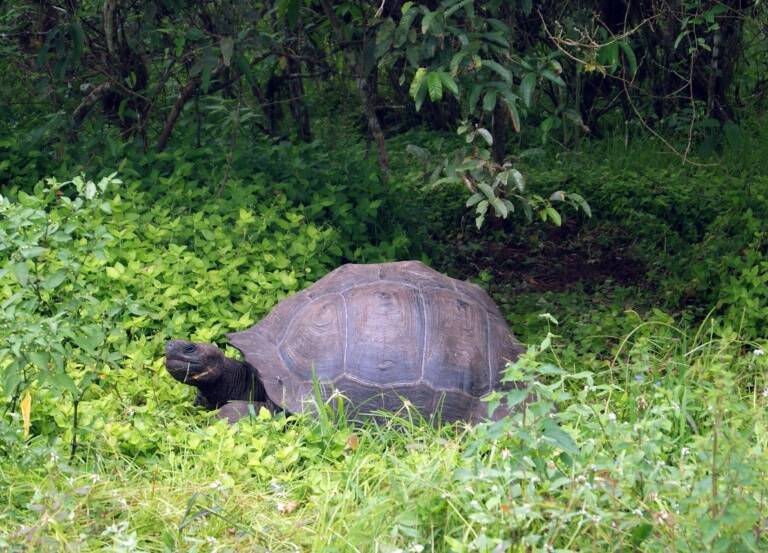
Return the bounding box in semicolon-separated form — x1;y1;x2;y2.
227;261;523;422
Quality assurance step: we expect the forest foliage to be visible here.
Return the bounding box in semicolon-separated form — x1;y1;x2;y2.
1;1;768;551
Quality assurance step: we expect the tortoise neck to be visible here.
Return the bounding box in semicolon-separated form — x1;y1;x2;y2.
199;357;267;408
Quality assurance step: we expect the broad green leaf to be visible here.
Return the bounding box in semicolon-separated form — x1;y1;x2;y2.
722;120;743;148
550;190;566;202
444;0;472;18
48;371;80;396
36;27;56;69
276;0;300;27
414;81;427;111
487;18;510;34
545;206;562;226
481;59;511;82
521;200;533;221
405;45;420;68
105;262;125;279
73;327;104;353
21;246;45;259
431;176;463;187
427;72;443;101
13;262;29;286
29;351;50;370
185;28;205;41
421;11;435;34
84;179;96;199
673;30;689;50
504;99;521;132
537;363;564;375
234;52;256;86
481;32;509;49
2;291;23;309
41;269;67;290
405;144;429;159
478;182;495;199
482;90;497;112
542;419;580;455
598;41;619;68
490;197;508;218
409;67;427;100
439;72;459;96
466;192;483;207
631;523;653;547
200;49;216;93
395;6;418;47
619;41;638;77
541;69;565;87
69;20;84;63
476;200;489;216
3;360;22;397
375;22;394;59
449;52;466;75
510;169;525;191
361;40;376;76
467;84;483;112
520;73;536;107
476;128;493;146
569;192;592;217
505;388;530;407
704;4;728;22
220;37;234;67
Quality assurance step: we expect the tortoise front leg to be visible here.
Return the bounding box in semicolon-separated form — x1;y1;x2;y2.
216;401;275;424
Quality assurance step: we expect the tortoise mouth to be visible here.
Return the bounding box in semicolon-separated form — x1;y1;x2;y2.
165;358;206;382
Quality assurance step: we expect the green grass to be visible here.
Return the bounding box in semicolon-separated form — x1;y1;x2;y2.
2;329;767;551
1;127;768;551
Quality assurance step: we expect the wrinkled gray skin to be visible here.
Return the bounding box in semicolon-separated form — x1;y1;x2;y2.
164;340;272;418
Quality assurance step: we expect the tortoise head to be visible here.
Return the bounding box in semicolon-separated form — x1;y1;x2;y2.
165;340;227;386
165;339;268;411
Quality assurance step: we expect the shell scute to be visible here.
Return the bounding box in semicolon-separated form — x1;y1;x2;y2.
453;279;505;319
305;263;380;297
279;294;346;381
254;290;311;343
378;260;454;291
328;378;435;418
343;282;424;385
421;287;491;395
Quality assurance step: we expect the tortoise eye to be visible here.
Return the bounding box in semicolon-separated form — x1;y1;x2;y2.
183;344;197;354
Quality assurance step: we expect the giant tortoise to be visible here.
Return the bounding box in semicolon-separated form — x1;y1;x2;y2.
165;261;524;423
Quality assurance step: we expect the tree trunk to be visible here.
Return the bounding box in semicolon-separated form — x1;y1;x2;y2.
320;0;389;178
357;74;389;177
287;55;312;141
156;78;200;152
491;102;508;164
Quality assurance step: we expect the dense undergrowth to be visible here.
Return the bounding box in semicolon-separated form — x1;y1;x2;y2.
1;120;768;550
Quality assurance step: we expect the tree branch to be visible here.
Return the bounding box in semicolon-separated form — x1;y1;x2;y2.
155;66;236;152
72;82;114;128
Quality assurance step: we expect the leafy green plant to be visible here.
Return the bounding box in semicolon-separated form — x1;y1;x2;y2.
386;1;594;229
437;328;768;552
0;174;124;456
408;125;591;228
